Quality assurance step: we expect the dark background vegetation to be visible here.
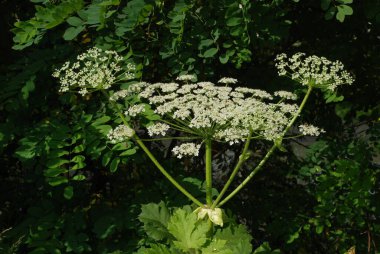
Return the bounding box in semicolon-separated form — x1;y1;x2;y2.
0;0;379;253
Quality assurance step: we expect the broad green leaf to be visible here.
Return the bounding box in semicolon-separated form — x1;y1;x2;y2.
340;4;353;15
66;16;84;26
63;26;85;40
168;208;208;252
226;17;242;26
135;244;172;254
337;0;353;4
64;186;74;199
324;6;337;20
203;48;218;58
139;202;171;241
215;224;252;254
201;239;232;254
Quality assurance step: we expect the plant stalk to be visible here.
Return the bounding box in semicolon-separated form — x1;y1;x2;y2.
217;86;313;207
103;91;204;207
205;139;213;206
211;131;252;209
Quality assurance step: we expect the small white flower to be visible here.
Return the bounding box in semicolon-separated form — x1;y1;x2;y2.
125;104;145;117
172;143;201;158
298;124;325;136
274;91;298;100
146;122;170;136
53;47;135;95
107;125;135;144
218;77;238;84
176;74;196;82
275;52;354;90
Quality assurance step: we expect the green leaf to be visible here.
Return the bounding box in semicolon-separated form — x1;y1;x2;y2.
219;53;229;64
72;174;86;181
109;157;120;172
337;0;353;4
215;224;252;254
135;244;172;254
226;17;242;27
102;151;113;166
63;26;85;40
202;239;232;254
324;6;337;20
21;75;36;100
93;215;117;239
64;186;74;199
203;48;218;58
120;148;137;156
139;202;171;241
66;16;84;26
253;242;280;254
321;0;331;11
48;176;68;186
168;208;208;252
44;168;68;177
340;4;353;15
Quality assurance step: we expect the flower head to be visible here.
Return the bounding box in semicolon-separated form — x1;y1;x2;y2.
275;53;354;90
172;143;201;158
53;47;135;95
298;124;325;136
107;125;135;144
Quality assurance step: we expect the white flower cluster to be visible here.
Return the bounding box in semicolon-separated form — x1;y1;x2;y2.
52;47;135;96
125;104;145;117
176;74;196;81
275;53;354;90
107;125;135;144
112;78;300;153
172;143;201;159
298;124;325;136
218;77;238;84
146;122;170;136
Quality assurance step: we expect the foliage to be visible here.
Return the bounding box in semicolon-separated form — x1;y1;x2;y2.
136;202;280;254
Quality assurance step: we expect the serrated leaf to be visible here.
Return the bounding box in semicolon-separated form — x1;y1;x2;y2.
215;224;252;254
202;239;232;254
64;186;74;199
139;202;171;241
168;208;208;252
135;244;172;254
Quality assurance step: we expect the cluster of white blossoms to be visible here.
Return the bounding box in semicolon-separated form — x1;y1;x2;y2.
172;143;202;159
298;124;326;136
111;78;301;158
275;53;354;90
107;125;135;144
52;47;135;96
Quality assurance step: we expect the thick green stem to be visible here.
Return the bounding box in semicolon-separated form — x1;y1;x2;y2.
103;91;203;207
217;86;313;207
205;139;213;206
211;131;252;209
